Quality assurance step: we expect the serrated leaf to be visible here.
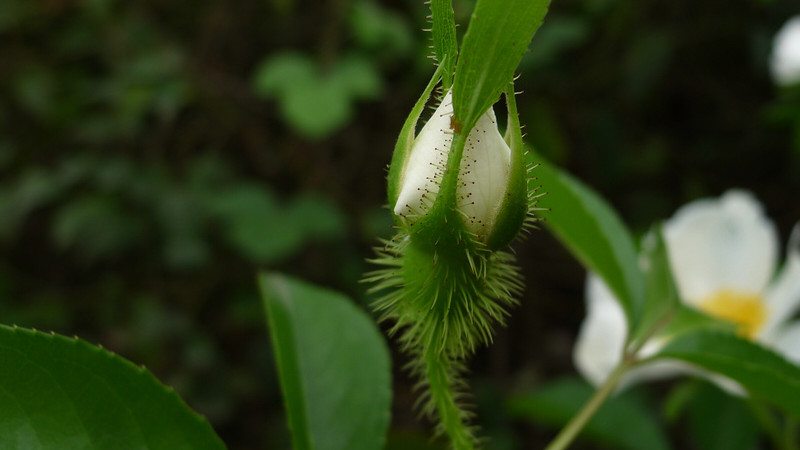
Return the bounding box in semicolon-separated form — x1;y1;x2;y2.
430;0;457;89
0;325;225;450
530;151;644;326
259;273;392;450
452;0;550;132
652;330;800;420
507;377;670;450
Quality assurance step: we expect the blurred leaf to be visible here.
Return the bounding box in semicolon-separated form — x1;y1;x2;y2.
254;51;382;138
624;30;672;101
653;330;800;420
287;193;347;241
259;273;392;450
530;151;644;325
662;379;701;423
14;66;56;118
157;189;210;270
204;184;293;263
349;0;413;58
253;52;317;98
507;377;671;450
0;169;70;240
331;54;383;100
658;304;735;339
280;80;353;139
0;325;225;449
686;382;759;450
520;15;590;69
52;194;144;261
205;184;346;264
452;0;550;131
630;227;679;344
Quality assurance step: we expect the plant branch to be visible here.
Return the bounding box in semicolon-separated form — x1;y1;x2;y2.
543;360;630;450
424;348;475;450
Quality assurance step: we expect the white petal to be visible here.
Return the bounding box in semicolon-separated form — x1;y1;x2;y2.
393;93;453;219
663;190;779;305
574;275;629;386
575;275;688;389
762;224;800;340
770;320;800;365
770;16;800;87
458;107;512;238
392;91;512;237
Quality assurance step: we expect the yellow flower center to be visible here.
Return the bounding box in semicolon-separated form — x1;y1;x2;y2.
697;289;767;339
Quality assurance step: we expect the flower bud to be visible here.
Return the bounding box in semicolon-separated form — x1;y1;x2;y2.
390;90;527;248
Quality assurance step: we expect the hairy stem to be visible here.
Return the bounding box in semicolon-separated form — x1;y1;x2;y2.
544;361;630;450
424;348;475;450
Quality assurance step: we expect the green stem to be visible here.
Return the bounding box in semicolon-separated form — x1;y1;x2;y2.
543;361;630;450
424;348;474;450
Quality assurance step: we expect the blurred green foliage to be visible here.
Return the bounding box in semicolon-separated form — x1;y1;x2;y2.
1;0;800;447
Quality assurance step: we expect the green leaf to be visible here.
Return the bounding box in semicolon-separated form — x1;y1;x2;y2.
507;377;671;450
204;185;345;264
429;0;457;89
281;81;352;140
349;0;413;58
52;194;145;261
0;325;224;449
253;52;316;98
330;54;383;100
452;0;550;132
259;273;392;450
530;151;644;325
652;330;800;420
685;382;759;450
630;227;679;345
252;52;359;139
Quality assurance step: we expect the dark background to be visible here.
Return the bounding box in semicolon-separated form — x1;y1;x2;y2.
2;0;800;448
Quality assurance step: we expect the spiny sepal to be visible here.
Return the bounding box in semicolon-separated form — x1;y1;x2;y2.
366;230;523;361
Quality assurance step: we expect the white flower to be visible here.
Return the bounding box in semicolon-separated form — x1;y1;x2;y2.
393;91;512;239
770;16;800;87
574;190;800;387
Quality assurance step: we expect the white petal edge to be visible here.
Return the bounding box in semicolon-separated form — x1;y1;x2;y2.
770;320;800;365
574;274;628;387
762;223;800;342
393;92;453;219
663;190;779;305
574;275;689;390
770;16;800;87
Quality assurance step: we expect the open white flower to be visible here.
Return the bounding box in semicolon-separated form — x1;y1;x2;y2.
771;16;800;86
574;190;800;387
393;90;512;239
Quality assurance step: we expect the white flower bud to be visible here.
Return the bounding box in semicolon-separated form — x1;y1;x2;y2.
771;16;800;86
393;91;512;239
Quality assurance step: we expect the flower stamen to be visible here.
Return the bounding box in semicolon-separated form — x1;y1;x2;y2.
697;289;768;339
